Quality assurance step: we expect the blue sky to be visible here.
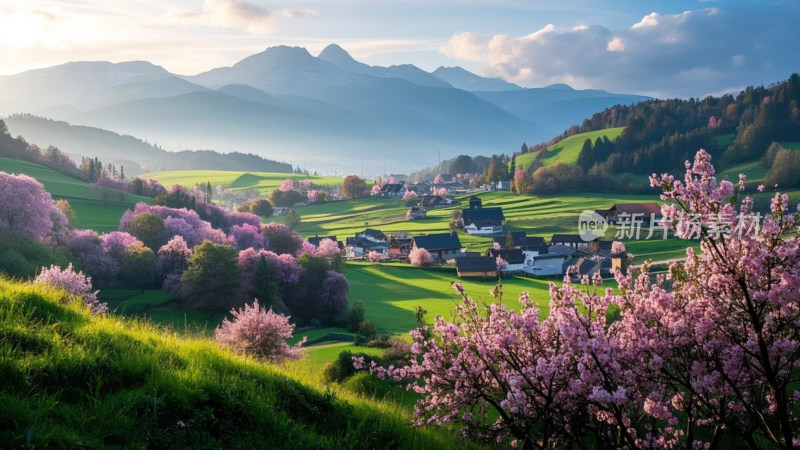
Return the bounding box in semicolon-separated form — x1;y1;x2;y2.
1;0;797;98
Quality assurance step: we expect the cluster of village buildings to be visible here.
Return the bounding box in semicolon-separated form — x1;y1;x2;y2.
310;193;662;280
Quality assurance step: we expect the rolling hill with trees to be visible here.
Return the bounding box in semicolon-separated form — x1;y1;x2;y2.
416;73;800;194
3;115;294;176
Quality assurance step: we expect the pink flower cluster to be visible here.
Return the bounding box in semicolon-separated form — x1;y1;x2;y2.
35;263;107;314
215;299;305;363
408;248;432;267
366;150;800;448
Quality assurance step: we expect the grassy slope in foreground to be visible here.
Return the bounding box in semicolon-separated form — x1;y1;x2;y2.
0;157;150;232
144;170;343;196
515;127;625;170
0;277;473;449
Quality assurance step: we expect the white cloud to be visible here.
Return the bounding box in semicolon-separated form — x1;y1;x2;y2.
606;36;624;52
440;4;800;98
439;32;489;61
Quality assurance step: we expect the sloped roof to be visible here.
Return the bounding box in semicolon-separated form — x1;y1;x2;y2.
380;183;405;193
523;236;548;253
609;203;661;216
462;207;505;225
456;256;497;273
487;248;525;264
346;237;388;249
551;234;589;244
547;244;580;257
308;235;336;245
420;195;445;207
308;236;341;248
359;228;387;240
493;231;527;247
412;233;462;251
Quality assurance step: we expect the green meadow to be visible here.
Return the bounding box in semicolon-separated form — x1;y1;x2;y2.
345;262;559;335
0;157;150;232
0;276;475;449
294;190;696;261
144;169;343;195
515;127;625;170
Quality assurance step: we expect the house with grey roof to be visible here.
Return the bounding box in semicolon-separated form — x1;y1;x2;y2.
461;207;505;235
412;233;463;262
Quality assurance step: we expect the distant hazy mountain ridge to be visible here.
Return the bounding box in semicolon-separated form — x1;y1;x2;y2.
0;44;650;173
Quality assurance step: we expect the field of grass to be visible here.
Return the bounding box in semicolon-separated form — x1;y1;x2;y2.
515;127;625;170
718;160;768;184
144;169;343;195
0;276;475;449
294;190;694;261
0;157;150;232
347;261;570;335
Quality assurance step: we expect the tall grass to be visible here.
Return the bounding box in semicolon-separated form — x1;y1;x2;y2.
0;276;478;449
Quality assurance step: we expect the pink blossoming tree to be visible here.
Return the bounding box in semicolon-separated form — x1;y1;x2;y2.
402;190;419;205
408;248;432;267
362;149;800;449
35;263;108;314
0;172;69;243
215;299;305;363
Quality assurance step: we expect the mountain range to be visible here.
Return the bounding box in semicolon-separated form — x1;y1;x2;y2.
0;44;649;174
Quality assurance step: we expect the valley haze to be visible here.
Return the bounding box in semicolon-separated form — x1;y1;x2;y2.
0;44;649;174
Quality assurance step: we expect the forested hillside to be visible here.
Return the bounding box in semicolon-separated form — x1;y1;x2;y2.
564;73;800;180
3;115;295;175
416;74;800;193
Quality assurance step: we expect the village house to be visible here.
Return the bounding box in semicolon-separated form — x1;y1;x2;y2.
420;195;448;208
379;183;406;198
356;228;388;243
388;235;414;259
406;206;427;220
603;203;662;226
461;207;506;235
551;234;596;251
456;256;498;278
307;235;343;250
412;233;463;262
487;248;526;273
565;257;603;281
493;232;548;253
345;236;388;259
468;195;482;209
524;252;569;276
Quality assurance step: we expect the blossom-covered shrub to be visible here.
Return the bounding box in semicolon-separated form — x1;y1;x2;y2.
67;229;119;286
261;222;303;256
402;190;419;205
35;263;107;314
367;250;385;262
215;299;305;363
230;223;266;250
157;236;192;294
0;172;69;243
315;238;341;258
408;248;432;267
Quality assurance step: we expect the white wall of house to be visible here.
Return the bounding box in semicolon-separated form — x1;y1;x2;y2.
500;262;525;272
523;252;566;276
465;224;503;235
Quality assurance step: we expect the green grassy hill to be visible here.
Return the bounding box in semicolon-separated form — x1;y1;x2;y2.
0;157;150;232
0;276;473;449
515;127;625;171
144;169;343;196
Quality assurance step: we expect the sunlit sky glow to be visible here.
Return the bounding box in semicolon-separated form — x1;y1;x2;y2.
1;0;798;98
